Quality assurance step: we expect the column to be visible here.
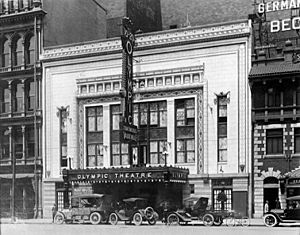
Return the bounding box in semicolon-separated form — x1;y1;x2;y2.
103;104;110;167
8;80;12;116
167;99;175;165
22;125;25;163
21;79;25;115
21;39;25;69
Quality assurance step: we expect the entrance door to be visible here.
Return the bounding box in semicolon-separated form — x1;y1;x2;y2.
263;177;279;211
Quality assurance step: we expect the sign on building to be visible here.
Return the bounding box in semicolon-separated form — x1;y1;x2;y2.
120;17;137;143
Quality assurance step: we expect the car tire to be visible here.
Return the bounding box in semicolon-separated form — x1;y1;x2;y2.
263;214;278;227
133;212;143;226
167;213;179;225
241;216;250;227
109;213;118;225
54;213;64;225
203;213;214;226
148;217;157;225
90;212;102;225
225;216;236;226
144;207;154;220
213;216;223;226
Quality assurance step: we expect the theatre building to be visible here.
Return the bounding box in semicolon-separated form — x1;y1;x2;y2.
41;20;252;218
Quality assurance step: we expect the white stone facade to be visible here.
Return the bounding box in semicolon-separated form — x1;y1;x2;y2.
41;20;252;218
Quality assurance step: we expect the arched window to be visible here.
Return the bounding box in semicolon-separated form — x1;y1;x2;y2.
12;36;23;66
1;39;9;68
25;36;34;65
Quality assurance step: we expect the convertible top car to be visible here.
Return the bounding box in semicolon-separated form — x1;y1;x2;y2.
263;195;300;227
54;194;113;225
109;197;158;226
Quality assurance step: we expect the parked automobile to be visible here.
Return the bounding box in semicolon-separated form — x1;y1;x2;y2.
54;194;112;225
263;195;300;227
108;197;159;226
156;199;191;225
184;196;228;226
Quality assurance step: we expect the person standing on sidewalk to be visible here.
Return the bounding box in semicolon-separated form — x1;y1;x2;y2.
264;200;269;214
52;203;57;223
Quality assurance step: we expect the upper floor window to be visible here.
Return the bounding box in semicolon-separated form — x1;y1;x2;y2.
111;105;129;166
12;36;23;67
0;130;9;160
25;36;34;65
217;95;228;162
14;82;23;112
266;129;283;155
175;98;195;163
1;39;10;68
295;128;300;154
267;87;281;107
86;106;103;167
27;81;35;111
26;126;35;158
58;108;68;168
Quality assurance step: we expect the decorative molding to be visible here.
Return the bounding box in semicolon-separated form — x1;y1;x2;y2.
42;21;250;61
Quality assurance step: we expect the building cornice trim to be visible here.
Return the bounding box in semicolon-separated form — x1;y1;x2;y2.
41;20;250;62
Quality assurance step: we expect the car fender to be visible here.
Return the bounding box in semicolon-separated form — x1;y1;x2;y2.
264;212;283;223
172;211;191;222
55;211;66;220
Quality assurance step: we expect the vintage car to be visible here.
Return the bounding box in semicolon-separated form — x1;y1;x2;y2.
263;195;300;227
156;199;192;225
54;194;112;225
183;196;227;226
108;197;159;226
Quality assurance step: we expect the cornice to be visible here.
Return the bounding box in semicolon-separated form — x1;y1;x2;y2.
41;20;250;62
0;8;46;25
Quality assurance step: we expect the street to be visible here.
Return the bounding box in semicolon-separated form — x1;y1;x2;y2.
1;223;300;235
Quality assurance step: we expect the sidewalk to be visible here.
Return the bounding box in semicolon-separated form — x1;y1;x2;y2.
0;217;264;226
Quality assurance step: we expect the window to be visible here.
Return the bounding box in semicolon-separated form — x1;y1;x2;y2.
0;130;9;159
86;106;103;167
150;140;167;164
217;96;227;162
295;128;300;153
27;81;35;111
12;37;23;66
26;127;35;158
175;98;195;163
111;105;128;166
59;108;68;168
15;129;23;159
213;189;232;211
266;129;283;154
133;101;167;165
14;83;23;112
25;36;34;65
8;0;14;12
1;39;9;68
267;87;281;107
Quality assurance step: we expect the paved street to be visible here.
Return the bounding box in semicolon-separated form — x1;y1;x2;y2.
1;222;300;235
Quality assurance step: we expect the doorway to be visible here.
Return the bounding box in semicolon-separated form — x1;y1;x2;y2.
263;177;279;211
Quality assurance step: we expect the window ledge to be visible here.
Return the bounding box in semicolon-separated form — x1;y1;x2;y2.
263;154;284;158
175;163;195;166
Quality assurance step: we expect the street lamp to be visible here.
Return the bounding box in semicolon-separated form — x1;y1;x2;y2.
162;147;168;167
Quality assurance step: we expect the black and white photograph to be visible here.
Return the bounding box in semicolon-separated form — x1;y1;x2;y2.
1;0;300;234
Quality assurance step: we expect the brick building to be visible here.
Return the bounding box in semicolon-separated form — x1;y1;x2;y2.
0;0;106;219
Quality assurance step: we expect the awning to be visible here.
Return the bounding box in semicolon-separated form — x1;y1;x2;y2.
63;166;189;184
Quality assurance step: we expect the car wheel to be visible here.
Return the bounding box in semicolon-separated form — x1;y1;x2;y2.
225;216;236;226
54;213;64;225
148;217;156;225
144;207;154;220
263;214;278;227
167;213;179;225
241;217;250;227
109;213;118;225
203;213;214;226
90;212;102;225
213;216;223;226
133;212;143;226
